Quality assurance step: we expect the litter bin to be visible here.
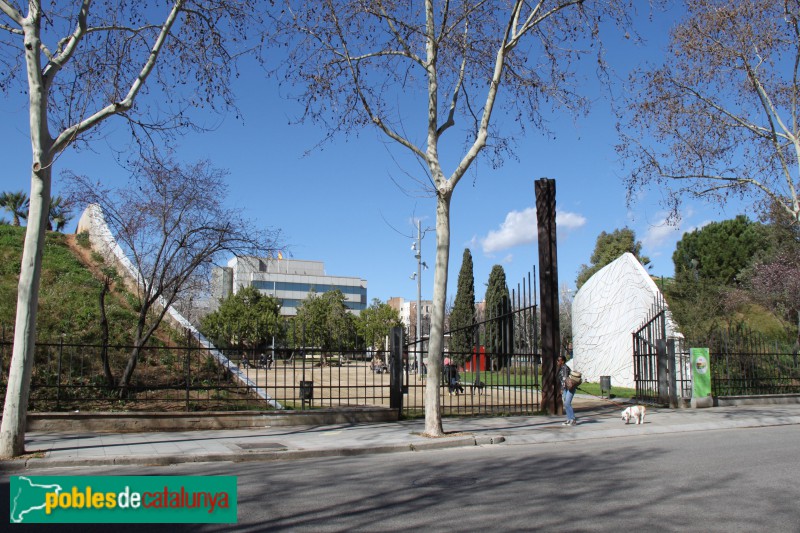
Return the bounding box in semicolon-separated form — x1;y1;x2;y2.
600;376;611;398
299;380;313;403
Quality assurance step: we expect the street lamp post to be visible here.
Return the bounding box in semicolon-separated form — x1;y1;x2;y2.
410;219;427;373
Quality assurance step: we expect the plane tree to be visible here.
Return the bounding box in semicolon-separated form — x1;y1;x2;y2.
270;0;637;437
0;0;267;457
619;0;800;226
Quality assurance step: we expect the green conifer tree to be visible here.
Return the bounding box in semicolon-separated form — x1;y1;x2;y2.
485;265;513;370
449;249;476;364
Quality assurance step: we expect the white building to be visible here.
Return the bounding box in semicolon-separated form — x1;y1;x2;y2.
571;253;680;389
387;297;432;339
212;257;367;316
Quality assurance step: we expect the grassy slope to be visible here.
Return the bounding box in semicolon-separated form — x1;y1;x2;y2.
0;225;159;344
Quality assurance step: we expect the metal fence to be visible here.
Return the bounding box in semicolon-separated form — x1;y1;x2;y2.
632;297;690;406
700;325;800;397
0;331;395;412
632;300;800;403
2;268;542;417
210;346;396;410
0;336;248;412
402;272;541;417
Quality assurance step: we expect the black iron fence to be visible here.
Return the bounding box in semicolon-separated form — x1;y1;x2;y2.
2;269;543;417
0;334;254;412
210;345;396;410
0;330;395;412
631;297;688;406
633;300;800;403
403;272;541;416
700;325;800;397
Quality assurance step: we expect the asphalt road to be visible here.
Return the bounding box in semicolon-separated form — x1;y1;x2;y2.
4;424;799;532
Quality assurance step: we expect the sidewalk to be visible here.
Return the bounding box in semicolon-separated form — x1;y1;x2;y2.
4;397;800;471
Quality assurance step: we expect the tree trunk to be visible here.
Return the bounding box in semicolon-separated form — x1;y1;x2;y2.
99;278;115;388
423;191;451;437
0;13;53;458
119;301;170;393
0;163;52;458
119;317;148;395
118;344;142;397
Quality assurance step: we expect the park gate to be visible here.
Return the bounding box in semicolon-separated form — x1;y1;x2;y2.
631;297;690;406
401;270;540;417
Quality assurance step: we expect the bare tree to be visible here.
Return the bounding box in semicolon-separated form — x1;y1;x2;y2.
0;0;265;457
619;0;800;226
271;0;633;436
66;153;282;392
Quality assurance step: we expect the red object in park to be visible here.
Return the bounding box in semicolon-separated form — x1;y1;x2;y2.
464;346;487;372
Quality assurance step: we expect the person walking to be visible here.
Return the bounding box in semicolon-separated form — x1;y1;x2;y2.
557;354;577;426
443;357;458;395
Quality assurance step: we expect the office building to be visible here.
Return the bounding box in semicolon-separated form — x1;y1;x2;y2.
212;257;367;316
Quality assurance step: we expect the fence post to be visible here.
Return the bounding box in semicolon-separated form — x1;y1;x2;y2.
656;339;669;405
57;336;63;411
185;329;191;412
389;327;404;413
667;339;678;408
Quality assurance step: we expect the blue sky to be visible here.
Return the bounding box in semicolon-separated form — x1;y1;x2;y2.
1;4;754;305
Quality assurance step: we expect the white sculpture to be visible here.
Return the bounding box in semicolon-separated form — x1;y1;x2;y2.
571;253;679;389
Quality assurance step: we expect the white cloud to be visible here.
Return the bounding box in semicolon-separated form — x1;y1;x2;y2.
557;211;588;230
481;207;587;253
684;219;713;234
642;222;680;249
641;210;714;250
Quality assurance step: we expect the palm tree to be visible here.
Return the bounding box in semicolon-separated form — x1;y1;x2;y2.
47;195;73;232
0;191;29;226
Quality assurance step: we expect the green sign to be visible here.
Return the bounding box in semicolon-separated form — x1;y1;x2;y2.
691;347;712;399
10;476;237;524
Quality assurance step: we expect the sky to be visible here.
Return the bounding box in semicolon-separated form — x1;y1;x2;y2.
0;3;756;307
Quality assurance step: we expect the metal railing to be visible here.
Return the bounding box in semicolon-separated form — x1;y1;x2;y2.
701;325;800;397
632;296;689;406
633;303;800;402
402;272;541;417
0;332;395;412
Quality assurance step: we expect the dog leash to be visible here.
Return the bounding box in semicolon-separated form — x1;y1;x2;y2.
575;386;630;409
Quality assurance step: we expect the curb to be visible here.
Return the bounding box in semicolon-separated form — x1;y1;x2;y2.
0;433;506;472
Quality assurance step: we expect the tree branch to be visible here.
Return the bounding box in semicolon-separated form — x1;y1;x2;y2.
51;0;185;154
0;0;23;25
449;0;518;187
436;19;468;137
667;76;784;142
374;0;424;67
324;0;427;161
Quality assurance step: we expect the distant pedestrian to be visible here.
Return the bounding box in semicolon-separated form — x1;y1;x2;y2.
444;358;463;395
558;355;576;426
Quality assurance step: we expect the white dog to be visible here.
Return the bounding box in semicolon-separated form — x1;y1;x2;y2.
621;405;647;425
